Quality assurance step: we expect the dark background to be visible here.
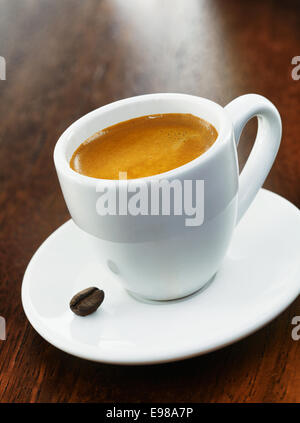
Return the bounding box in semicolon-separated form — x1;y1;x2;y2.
0;0;299;402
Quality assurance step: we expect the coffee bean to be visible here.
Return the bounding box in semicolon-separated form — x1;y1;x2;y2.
70;287;104;316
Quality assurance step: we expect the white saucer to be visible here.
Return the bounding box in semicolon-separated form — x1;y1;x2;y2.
21;189;300;365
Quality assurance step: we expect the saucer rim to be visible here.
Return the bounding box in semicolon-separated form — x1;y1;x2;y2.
21;189;300;365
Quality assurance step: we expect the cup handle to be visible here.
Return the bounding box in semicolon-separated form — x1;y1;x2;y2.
224;94;282;223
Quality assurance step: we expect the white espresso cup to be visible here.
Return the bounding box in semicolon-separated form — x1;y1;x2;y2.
54;93;281;301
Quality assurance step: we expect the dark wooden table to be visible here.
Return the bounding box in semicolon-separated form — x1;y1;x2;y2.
0;0;299;403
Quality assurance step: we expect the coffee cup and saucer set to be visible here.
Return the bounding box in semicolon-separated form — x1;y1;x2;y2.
22;94;300;365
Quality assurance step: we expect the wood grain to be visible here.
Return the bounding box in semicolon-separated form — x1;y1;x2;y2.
0;0;299;403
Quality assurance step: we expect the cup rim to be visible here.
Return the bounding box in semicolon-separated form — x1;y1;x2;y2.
54;93;233;186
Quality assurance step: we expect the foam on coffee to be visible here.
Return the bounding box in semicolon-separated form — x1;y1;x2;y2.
70;113;218;179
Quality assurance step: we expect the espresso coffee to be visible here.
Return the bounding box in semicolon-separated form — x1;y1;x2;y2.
70;113;218;179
